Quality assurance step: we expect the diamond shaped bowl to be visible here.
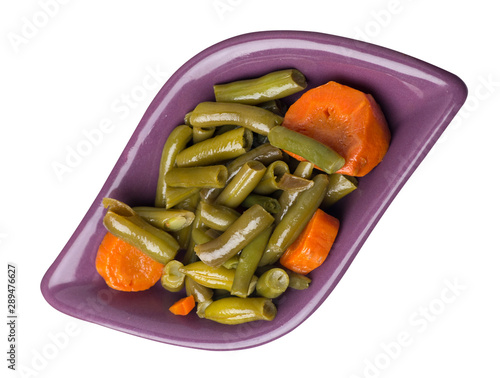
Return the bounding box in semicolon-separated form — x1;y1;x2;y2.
41;30;467;350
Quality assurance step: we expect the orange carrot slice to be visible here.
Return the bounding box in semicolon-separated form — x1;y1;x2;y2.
95;232;164;292
279;209;340;274
282;81;390;177
169;295;196;316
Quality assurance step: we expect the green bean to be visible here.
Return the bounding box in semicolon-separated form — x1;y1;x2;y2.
259;174;329;266
256;268;289;299
102;198;179;265
191;227;214;245
213;69;307;105
253;160;289;195
322;173;358;208
172;192;200;249
155;125;193;207
276;161;315;222
231;227;272;298
165;187;200;209
268;126;345;174
226;143;283;178
203;297;277;325
194;204;275;267
215;161;266;208
193;126;216;143
180;261;257;296
200;143;284;203
196;299;213;319
258;99;284;115
182;200;205;265
240;193;281;214
222;255;239;270
176;127;253;167
276;173;314;192
132;207;195;231
205;228;222;239
161;260;185;292
184;111;193;126
185;277;213;303
199;202;240;231
165;166;228;188
285;269;311;290
213;124;238;136
189;102;283;136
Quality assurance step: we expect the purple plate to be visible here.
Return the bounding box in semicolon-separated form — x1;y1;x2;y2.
41;31;467;350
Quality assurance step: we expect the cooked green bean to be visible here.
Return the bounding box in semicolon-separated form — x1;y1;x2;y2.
322;173;358;208
253;160;289;195
276;173;314;192
213;69;307;105
176;127;253;167
200;143;284;203
184;111;193;126
132;207;195;231
231;227;272;298
185;277;213;303
222;255;239;270
191;227;214;245
268;126;345;174
226;143;284;178
215;161;266;208
240;193;281;214
203;297;277;325
165;187;200;209
276;161;315;222
258;99;284;115
285;269;312;290
196;299;213;318
256;268;289;299
172;192;200;249
194;204;275;267
259;174;329;266
199;202;240;231
193;126;216;143
180;261;257;296
161;260;185;292
155;125;193;207
165;166;228;188
102;198;179;265
189;102;283;136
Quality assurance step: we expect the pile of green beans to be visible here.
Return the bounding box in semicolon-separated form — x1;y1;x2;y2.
100;69;359;325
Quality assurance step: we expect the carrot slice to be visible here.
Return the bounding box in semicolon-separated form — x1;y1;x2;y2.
169;295;196;316
282;81;390;177
279;209;340;275
95;232;164;292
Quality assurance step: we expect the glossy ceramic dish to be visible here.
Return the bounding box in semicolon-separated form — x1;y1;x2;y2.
41;30;467;350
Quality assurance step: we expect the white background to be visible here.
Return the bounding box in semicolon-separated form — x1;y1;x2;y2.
1;1;499;377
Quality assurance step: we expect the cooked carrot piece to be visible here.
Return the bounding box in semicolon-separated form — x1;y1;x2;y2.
169;295;196;316
95;232;164;292
279;209;340;275
282;81;391;177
